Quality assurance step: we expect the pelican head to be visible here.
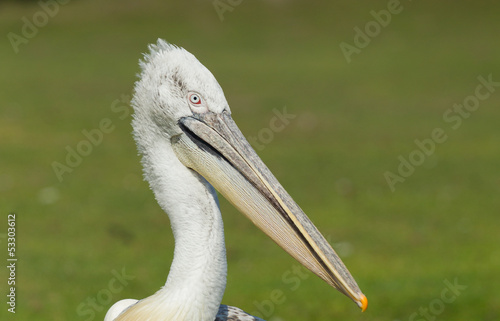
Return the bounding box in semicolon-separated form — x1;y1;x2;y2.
110;40;367;320
132;42;229;142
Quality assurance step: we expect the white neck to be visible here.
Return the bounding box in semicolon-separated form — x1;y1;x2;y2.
136;137;227;321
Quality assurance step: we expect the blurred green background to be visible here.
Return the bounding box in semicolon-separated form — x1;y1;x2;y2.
1;0;499;320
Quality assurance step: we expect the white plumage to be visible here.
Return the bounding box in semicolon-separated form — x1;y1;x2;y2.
104;40;367;321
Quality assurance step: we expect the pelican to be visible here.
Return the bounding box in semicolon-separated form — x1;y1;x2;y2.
105;40;367;321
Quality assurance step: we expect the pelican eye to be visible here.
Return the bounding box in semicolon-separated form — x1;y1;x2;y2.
187;92;208;113
189;93;202;105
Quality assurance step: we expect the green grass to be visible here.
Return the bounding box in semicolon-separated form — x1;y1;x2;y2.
1;0;499;320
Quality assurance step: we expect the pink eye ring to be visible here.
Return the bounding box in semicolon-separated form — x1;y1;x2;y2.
189;93;202;105
187;92;208;113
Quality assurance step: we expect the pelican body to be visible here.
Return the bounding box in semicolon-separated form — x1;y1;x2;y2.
105;40;367;321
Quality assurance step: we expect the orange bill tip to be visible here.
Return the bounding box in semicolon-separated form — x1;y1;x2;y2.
359;294;368;312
